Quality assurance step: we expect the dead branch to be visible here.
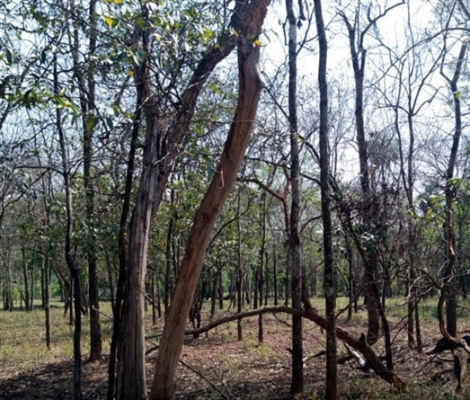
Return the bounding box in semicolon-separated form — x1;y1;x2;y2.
344;342;369;372
148;304;406;391
179;358;236;400
301;294;406;391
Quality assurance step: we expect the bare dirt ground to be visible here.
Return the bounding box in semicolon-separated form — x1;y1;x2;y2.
0;307;467;399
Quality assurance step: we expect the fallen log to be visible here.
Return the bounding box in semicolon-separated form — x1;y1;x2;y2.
146;304;406;391
301;293;406;391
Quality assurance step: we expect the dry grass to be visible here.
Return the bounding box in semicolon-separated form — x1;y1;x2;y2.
0;297;469;399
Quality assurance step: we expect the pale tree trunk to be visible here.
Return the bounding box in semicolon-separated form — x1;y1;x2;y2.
314;0;337;398
285;0;303;393
150;1;270;397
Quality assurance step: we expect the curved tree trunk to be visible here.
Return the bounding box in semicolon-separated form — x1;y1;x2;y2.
150;2;270;397
115;4;247;399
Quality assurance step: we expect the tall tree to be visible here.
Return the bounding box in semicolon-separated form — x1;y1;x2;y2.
313;0;337;398
54;51;82;400
116;2;248;398
441;39;468;337
70;0;102;362
285;0;303;393
150;0;270;397
339;0;404;345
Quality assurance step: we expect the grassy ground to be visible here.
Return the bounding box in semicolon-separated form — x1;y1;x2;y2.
0;297;469;399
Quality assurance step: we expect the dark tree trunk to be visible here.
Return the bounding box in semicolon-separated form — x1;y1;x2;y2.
54;52;82;400
339;5;405;345
22;246;30;312
442;42;467;337
43;252;51;349
273;239;278;306
286;0;303;393
314;0;337;397
237;189;243;341
257;193;266;343
71;0;102;362
218;267;224;310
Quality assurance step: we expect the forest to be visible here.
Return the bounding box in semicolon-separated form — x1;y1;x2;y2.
0;0;470;399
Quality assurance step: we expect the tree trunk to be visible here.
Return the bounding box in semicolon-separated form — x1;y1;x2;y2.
273;239;278;305
237;189;243;341
150;3;270;395
71;0;102;362
116;7;243;397
442;42;467;337
22;246;30;312
314;0;337;397
285;0;303;393
43;252;51;349
164;188;175;316
107;97;140;400
54;52;82;400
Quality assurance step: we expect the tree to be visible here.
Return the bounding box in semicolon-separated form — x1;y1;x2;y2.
285;0;304;393
53;50;83;400
441;37;468;338
339;0;404;346
116;1;252;398
313;0;337;398
150;0;271;397
70;0;102;362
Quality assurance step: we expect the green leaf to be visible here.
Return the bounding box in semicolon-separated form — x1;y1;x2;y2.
104;15;119;28
454;91;461;100
106;116;114;130
86;115;100;132
5;47;14;65
203;27;213;40
210;83;221;95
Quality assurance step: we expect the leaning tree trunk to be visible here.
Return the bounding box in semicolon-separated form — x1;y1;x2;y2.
150;2;270;397
115;4;246;398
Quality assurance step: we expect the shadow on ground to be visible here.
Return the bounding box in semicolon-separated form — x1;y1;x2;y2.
0;357;108;399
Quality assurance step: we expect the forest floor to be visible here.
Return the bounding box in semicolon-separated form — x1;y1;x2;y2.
0;297;469;399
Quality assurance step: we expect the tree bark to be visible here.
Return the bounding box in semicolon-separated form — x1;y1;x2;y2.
116;5;245;398
70;0;102;362
314;0;337;398
285;0;303;393
442;42;467;337
150;2;270;396
54;52;82;400
22;245;30;312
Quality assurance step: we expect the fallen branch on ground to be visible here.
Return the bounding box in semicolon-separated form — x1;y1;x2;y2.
147;304;406;390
